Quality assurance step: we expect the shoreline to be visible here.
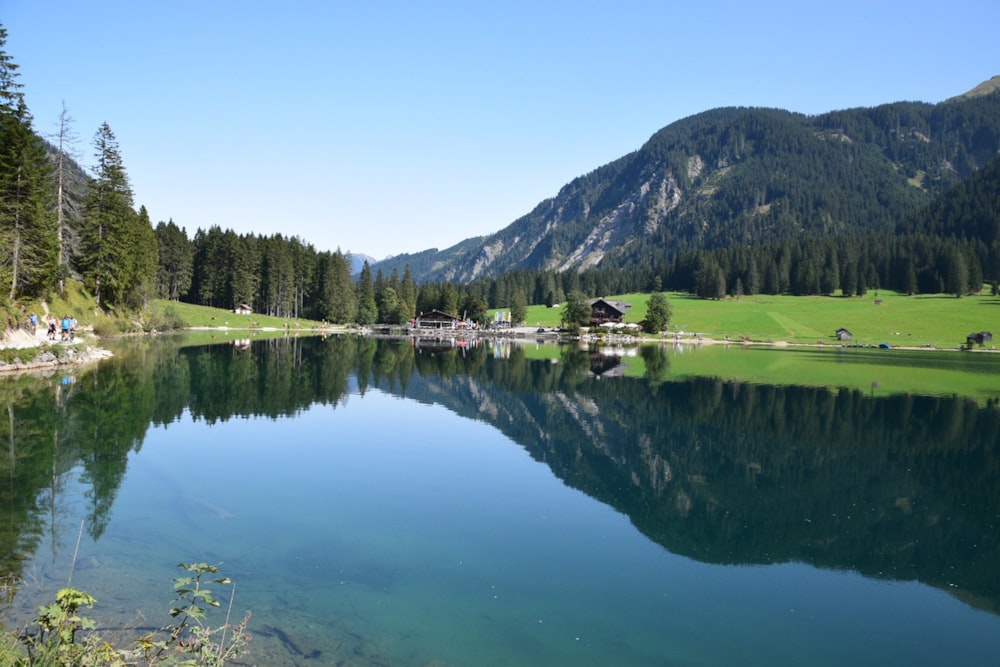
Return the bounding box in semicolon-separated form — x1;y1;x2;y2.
379;325;997;353
0;327;113;376
1;323;993;369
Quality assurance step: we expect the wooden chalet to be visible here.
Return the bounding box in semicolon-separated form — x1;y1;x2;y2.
589;298;631;325
835;328;853;341
234;303;252;315
415;309;460;330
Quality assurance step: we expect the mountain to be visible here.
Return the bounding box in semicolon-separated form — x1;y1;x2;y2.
897;153;1000;242
376;80;1000;284
948;74;1000;101
348;252;377;274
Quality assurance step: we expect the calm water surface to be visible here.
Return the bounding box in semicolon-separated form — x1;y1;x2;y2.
1;336;998;666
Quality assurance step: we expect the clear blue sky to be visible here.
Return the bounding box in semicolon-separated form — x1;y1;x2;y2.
5;1;999;260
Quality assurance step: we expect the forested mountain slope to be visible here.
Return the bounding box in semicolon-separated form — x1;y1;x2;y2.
897;150;1000;242
378;85;1000;284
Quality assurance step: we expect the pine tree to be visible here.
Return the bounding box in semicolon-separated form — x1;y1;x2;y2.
155;219;194;300
126;205;159;308
289;236;313;319
230;232;259;309
311;249;356;323
190;226;223;306
943;246;968;298
260;234;295;317
0;107;56;300
327;250;357;323
440;282;459;316
560;290;591;332
79;122;137;307
355;261;377;325
0;25;57;301
399;265;417;323
694;255;726;299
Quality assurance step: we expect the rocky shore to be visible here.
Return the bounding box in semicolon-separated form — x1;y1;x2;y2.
0;327;113;375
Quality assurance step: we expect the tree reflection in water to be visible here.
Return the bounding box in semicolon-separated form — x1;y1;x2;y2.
1;335;998;619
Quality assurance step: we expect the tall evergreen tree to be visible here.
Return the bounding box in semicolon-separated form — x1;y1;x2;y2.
943;246;968;298
190;226;223;306
289;236;313;319
560;290;591;332
154;219;193;300
78;122;137;307
126;205;158;307
0;25;57;301
694;254;726;299
355;261;377;325
311;249;356;323
440;282;459;316
416;282;441;315
0;107;56;300
230;232;259;309
399;265;417;323
260;234;295;317
327;250;357;323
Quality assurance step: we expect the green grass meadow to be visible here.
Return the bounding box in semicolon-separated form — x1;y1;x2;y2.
509;290;1000;402
516;291;999;350
150;299;334;330
148;293;999;402
156;290;999;350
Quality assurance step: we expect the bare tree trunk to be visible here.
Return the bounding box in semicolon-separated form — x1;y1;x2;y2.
8;166;22;302
54;103;78;294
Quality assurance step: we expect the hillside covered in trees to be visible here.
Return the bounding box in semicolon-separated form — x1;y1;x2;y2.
376;87;1000;287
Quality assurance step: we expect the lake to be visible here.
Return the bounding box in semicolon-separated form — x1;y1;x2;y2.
1;335;999;666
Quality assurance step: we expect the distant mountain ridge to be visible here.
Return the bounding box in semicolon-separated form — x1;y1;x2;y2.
349;252;376;274
376;78;1000;283
948;74;1000;101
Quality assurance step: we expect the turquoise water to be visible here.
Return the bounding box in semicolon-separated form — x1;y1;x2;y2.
2;336;999;665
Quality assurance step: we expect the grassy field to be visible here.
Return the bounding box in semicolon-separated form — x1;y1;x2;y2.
140;294;998;403
512;290;999;350
150;299;334;330
150;291;999;354
10;290;992;402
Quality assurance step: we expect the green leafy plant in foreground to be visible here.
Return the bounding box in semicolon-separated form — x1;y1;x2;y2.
12;587;122;666
135;562;251;666
2;563;251;666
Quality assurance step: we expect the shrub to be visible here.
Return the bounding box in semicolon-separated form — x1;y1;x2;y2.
92;316;134;337
3;562;250;666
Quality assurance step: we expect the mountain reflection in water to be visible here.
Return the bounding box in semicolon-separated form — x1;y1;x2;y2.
1;335;998;662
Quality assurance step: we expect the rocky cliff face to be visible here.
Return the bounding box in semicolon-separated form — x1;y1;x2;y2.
376;86;1000;283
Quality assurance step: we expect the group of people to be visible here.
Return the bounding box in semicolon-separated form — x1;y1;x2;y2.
45;314;77;341
23;311;78;342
